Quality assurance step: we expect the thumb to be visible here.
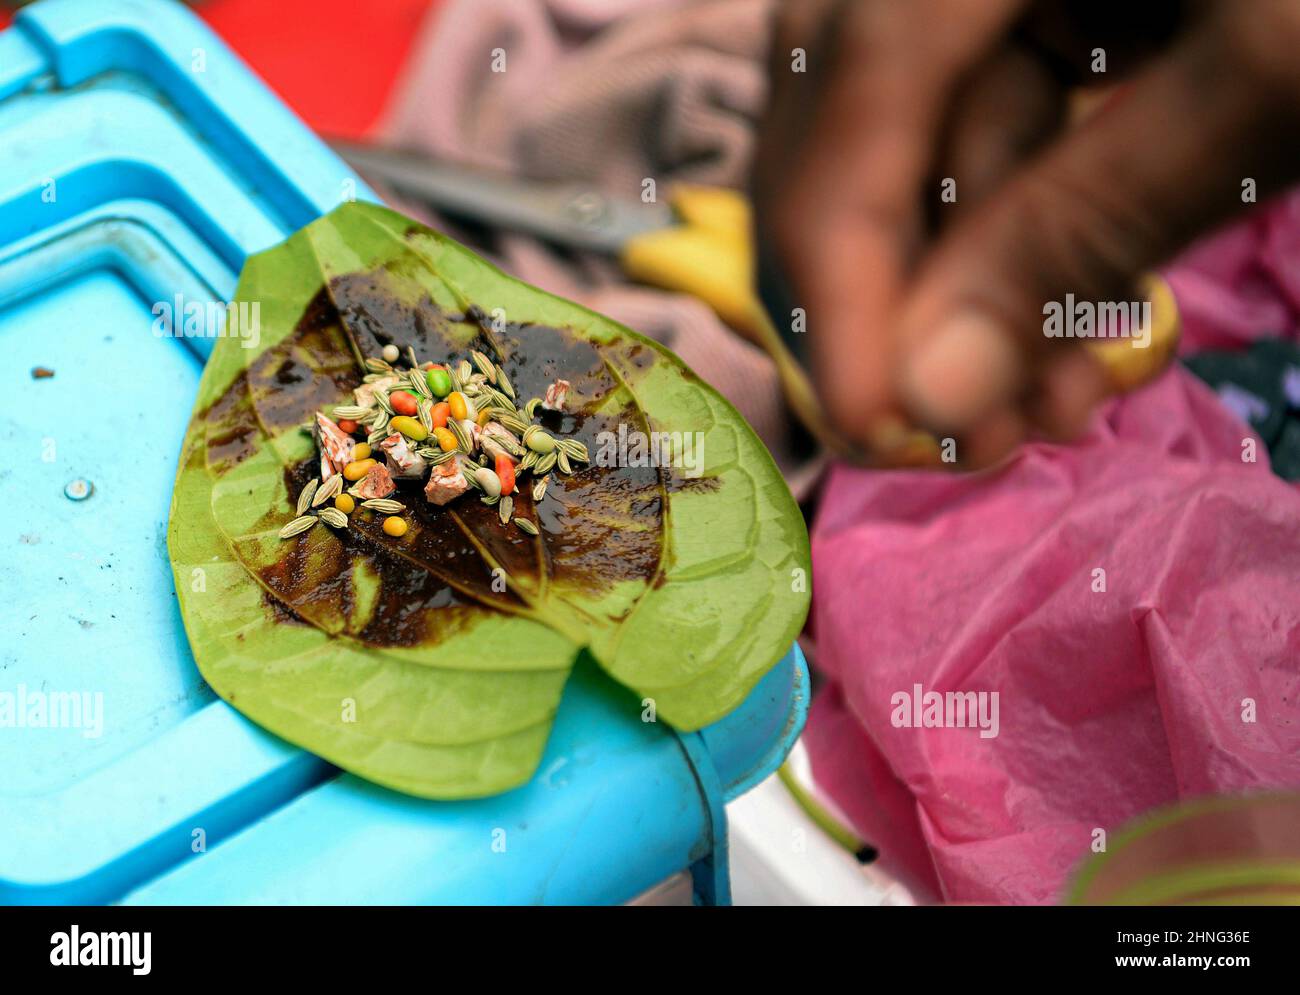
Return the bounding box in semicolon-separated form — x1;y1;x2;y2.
897;6;1300;438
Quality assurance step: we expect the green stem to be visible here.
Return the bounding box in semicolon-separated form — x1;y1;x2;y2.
777;760;869;859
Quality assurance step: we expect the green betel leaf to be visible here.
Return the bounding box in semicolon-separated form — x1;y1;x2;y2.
169;201;810;798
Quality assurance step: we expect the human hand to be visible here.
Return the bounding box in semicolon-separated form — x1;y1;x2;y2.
753;0;1300;465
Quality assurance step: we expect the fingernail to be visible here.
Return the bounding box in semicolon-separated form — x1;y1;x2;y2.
901;313;1022;429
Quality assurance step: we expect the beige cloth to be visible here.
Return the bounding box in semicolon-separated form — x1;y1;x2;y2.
379;0;816;484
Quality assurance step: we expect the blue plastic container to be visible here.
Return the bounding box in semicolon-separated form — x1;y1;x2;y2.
0;0;808;905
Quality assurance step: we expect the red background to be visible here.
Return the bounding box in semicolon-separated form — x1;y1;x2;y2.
1;0;438;138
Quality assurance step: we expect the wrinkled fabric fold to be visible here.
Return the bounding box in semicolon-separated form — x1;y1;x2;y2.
808;369;1300;904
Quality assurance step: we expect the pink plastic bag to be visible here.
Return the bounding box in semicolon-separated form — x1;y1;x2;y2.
1167;188;1300;353
806;368;1300;904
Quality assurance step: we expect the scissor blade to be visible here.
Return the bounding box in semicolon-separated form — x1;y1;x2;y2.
330;140;675;255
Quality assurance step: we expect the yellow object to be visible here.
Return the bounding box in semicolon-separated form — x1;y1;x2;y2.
434;426;458;451
388;415;427;441
621;184;828;446
447;391;468;421
382;516;408;537
351;442;371;461
621;185;756;335
334;494;355;514
476;408;492;427
343;458;376;481
1083;274;1181;392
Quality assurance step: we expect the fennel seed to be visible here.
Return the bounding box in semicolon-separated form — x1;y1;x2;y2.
559;439;589;462
313;475;344;506
471;350;497;384
361;498;405;514
332;404;370;420
318;507;349;529
408;369;431;398
482;386;512;411
449;419;473;453
496;368;515;401
296;478;320;515
279;515;318;539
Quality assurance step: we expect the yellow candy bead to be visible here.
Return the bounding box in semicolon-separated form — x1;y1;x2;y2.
382;516;408;537
448;391;467;421
434;426;458;452
351;443;371;461
334;494;355;514
388;415;428;441
343;458;376;481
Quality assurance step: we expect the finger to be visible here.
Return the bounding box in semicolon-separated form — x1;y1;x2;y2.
756;0;1030;448
901;311;1023;430
1015;0;1189;84
956;405;1027;468
931;42;1067;226
898;1;1300;434
755;0;842;185
1031;348;1111;439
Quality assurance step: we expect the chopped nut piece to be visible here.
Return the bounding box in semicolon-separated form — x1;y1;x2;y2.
315;413;356;479
354;374;399;408
378;432;427;478
481;422;521;460
424;455;471;506
355;462;396;500
542;379;570;412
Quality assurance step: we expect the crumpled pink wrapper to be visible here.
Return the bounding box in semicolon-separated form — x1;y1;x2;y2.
806;366;1300;905
806;189;1300;905
1166;188;1300;352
